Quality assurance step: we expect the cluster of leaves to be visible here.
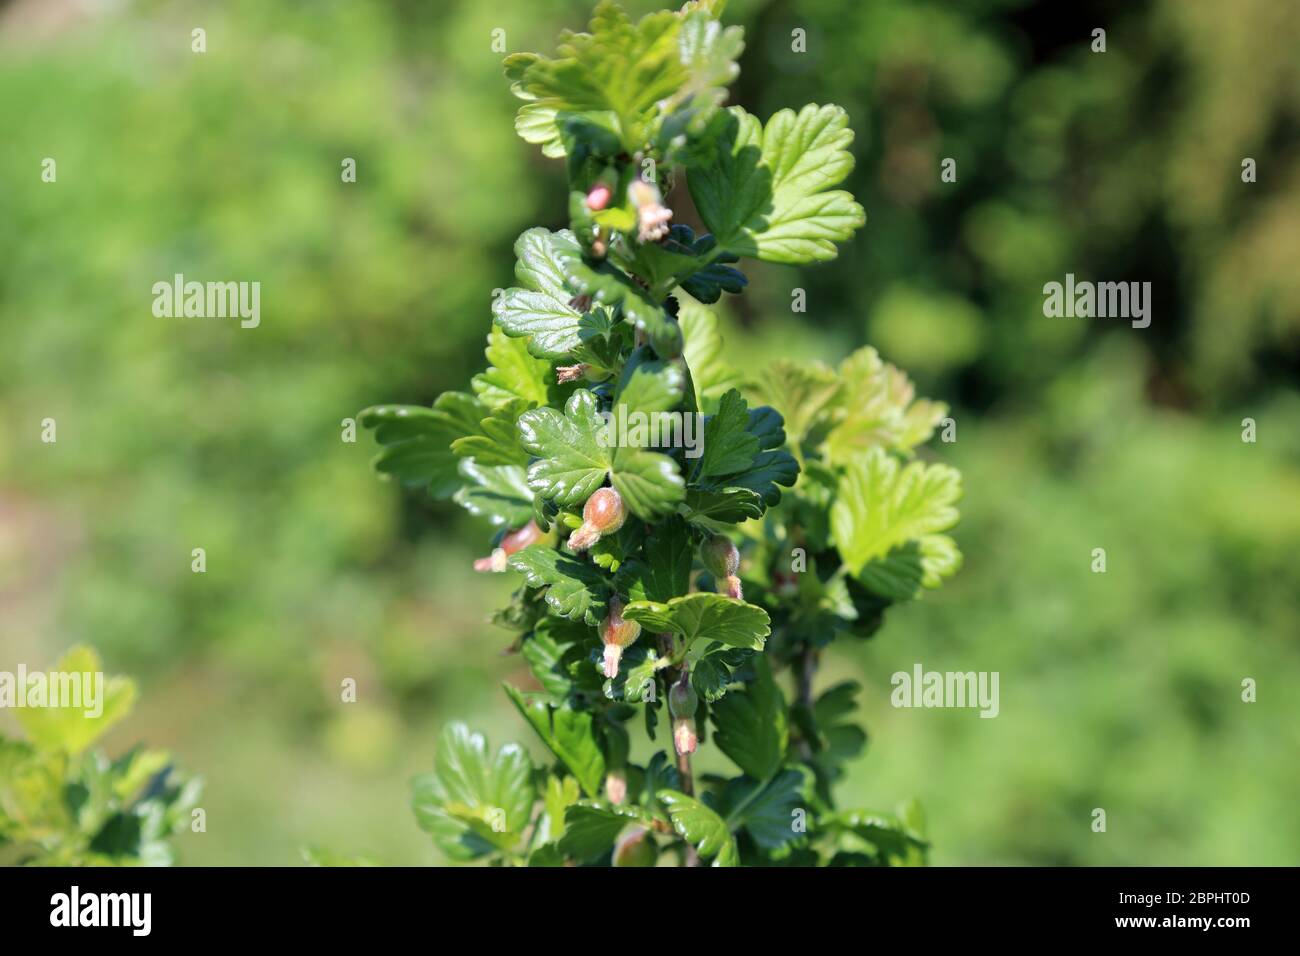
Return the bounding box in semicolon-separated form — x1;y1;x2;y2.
362;0;960;866
0;647;202;866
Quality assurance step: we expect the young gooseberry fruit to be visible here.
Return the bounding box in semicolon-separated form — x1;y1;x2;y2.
669;677;699;756
700;534;743;600
472;520;544;573
599;596;641;679
568;487;626;552
612;827;657;868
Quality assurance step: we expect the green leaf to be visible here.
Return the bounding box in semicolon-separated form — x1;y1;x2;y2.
711;656;788;779
610;446;686;520
521;627;581;699
830;447;962;600
617;646;665;703
493;228;604;360
518;386;687;521
613;514;692;603
519;389;612;506
453;459;534;529
688;104;865;264
450;399;531;467
688;396;798;512
622;592;770;651
658;790;737;866
726;768;811;850
528;843;567;866
750;359;842;451
543;774;581;842
520;391;686;518
690;655;733;703
558;801;655;862
723;449;799;506
614;346;685;418
411;723;535;860
683;486;765;523
825;808;929;866
504;686;606;798
507;546;610;625
679;303;742;409
14;646;136;756
510;4;684;156
301;846;381;867
822;347;948;463
641;750;681;803
472;326;553;408
696;388;759;480
559;251;683;359
359;392;487;498
650;13;743;167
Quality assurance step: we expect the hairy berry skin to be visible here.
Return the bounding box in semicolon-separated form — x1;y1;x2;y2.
599;596;641;679
669;677;699;756
473;519;545;572
700;535;740;578
568;487;627;552
700;534;744;600
612;827;657;867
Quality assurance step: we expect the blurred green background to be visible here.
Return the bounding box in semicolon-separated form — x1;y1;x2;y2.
2;0;1297;865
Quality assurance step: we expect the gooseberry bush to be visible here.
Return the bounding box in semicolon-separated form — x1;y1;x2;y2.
0;647;202;866
361;0;962;867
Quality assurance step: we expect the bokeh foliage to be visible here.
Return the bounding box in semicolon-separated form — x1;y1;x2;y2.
1;0;1296;864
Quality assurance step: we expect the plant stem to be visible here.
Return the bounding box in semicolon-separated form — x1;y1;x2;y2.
794;640;819;762
658;631;701;866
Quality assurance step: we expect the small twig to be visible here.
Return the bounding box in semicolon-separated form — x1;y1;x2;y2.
658;632;701;866
794;641;819;762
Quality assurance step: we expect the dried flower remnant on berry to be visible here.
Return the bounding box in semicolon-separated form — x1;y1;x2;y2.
669;675;699;756
568;487;626;552
629;179;672;243
555;363;589;383
599;596;641;679
605;769;628;805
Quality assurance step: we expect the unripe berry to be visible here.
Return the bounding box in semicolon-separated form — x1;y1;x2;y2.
700;534;744;600
700;534;740;578
599;596;641;679
568;487;627;552
473;520;545;573
612;826;657;867
669;677;699;756
669;678;698;720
